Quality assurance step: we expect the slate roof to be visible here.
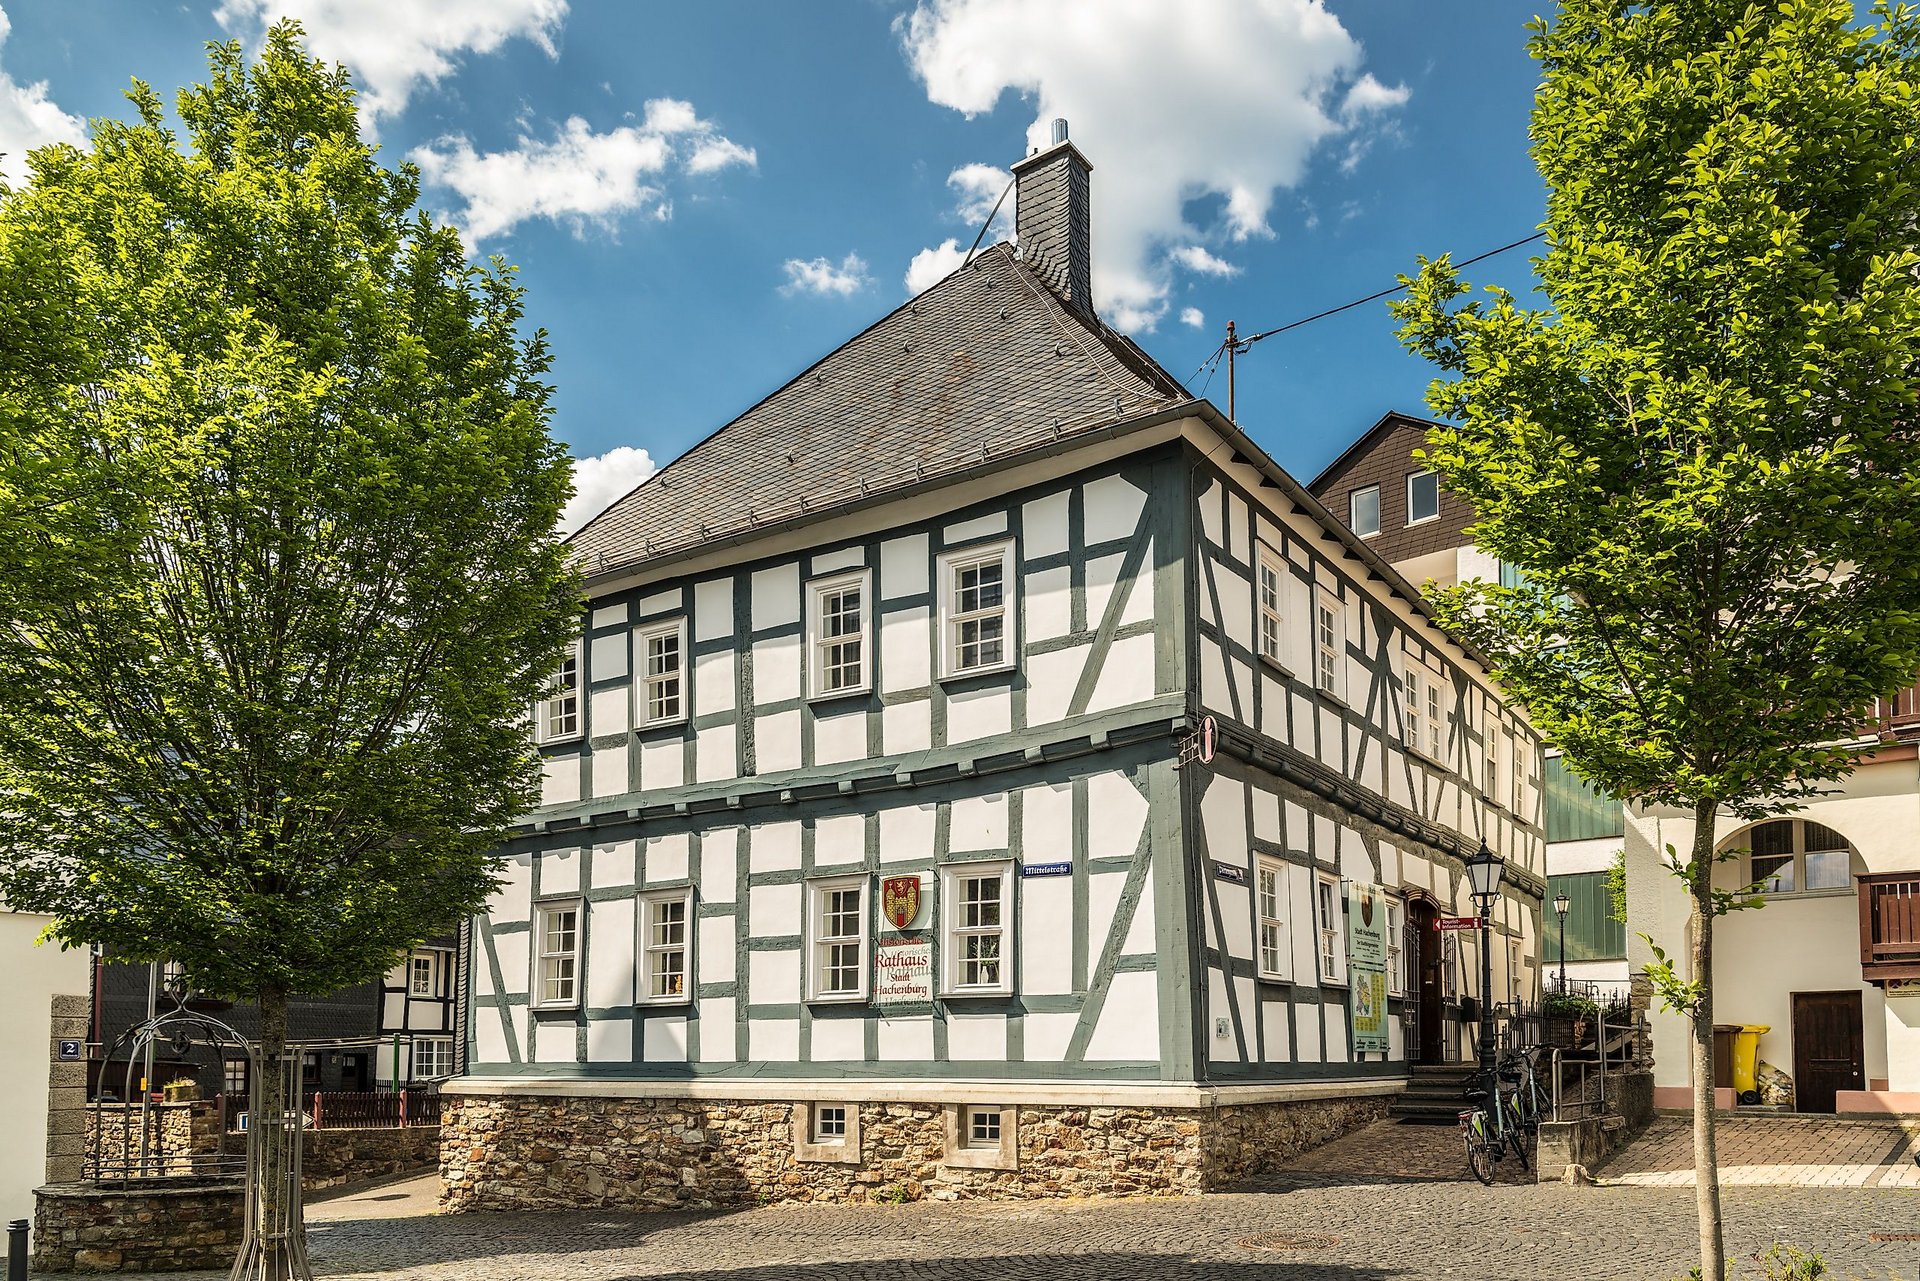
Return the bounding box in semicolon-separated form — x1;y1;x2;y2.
568;242;1191;576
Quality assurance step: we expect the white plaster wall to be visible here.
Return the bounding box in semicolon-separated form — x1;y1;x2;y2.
0;912;90;1224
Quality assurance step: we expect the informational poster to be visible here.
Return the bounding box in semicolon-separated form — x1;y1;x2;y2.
873;936;932;1007
1347;881;1390;1054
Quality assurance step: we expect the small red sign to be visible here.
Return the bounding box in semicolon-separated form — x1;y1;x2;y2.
1437;916;1481;932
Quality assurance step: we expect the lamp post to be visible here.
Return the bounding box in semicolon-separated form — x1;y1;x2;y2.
1553;891;1571;997
1464;840;1507;1079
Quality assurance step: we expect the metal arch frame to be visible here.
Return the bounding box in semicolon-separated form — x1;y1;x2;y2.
91;984;313;1281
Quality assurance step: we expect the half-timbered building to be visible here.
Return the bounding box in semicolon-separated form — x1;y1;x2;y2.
441;123;1546;1210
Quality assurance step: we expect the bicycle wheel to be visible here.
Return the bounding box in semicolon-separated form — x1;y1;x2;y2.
1465;1127;1496;1185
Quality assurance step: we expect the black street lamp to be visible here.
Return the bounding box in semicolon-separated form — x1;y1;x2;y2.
1553;891;1571;996
1465;840;1506;1079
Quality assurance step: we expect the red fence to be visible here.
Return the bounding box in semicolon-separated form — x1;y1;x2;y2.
306;1088;441;1129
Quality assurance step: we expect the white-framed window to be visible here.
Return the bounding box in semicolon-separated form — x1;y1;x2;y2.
806;875;870;1002
793;1101;862;1163
536;638;582;744
964;1105;1001;1148
938;541;1015;679
1511;731;1527;820
1314;591;1346;700
1407;469;1440;525
638;888;693;1004
1508;937;1524;1009
1255;543;1286;667
408;952;437;997
636;617;688;728
1739;818;1854;895
807;570;871;698
1315;873;1346;985
813;1104;849;1143
941;861;1014;996
1386;898;1405;997
413;1038;455;1080
532;899;582;1009
1443;931;1459;1000
1255;855;1291;981
1349;484;1382;538
1485;716;1505;808
1403;659;1446;760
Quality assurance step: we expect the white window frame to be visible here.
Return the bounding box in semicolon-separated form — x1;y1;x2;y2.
1508;937;1525;1009
1254;542;1287;669
408;951;437;998
1315;872;1346;986
637;888;694;1006
1443;931;1459;1000
1314;590;1347;701
940;860;1015;996
943;1103;1017;1170
413;1037;455;1080
531;898;583;1010
1254;854;1291;982
1406;469;1440;526
806;875;871;1002
806;570;872;700
535;638;582;744
1741;819;1854;896
1386;898;1405;997
636;617;689;729
1510;730;1527;821
1403;655;1448;763
1485;714;1506;809
1349;484;1382;538
937;541;1016;680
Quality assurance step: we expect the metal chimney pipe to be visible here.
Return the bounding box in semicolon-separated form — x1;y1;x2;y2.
1050;118;1069;146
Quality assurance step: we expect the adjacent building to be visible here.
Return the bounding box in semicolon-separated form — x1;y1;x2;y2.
0;909;90;1227
1308;412;1628;995
441;125;1546;1210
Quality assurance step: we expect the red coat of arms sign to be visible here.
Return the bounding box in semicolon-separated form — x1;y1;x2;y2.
881;875;922;931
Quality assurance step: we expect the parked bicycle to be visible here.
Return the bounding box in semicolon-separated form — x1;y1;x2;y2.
1459;1056;1534;1185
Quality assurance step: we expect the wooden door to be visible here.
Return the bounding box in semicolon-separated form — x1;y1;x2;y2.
1409;900;1443;1064
1792;991;1864;1114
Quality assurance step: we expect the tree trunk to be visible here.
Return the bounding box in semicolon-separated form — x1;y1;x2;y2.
254;986;294;1278
1687;800;1725;1280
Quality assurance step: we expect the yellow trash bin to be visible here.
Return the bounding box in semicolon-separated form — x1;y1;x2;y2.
1730;1025;1769;1097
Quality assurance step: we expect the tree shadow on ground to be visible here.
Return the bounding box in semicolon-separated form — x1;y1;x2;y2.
590;1254;1406;1281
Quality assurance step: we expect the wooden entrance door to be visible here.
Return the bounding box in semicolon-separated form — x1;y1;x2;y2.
1408;900;1443;1064
1792;991;1864;1114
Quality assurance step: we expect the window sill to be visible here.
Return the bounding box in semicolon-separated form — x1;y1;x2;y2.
1403;743;1446;769
1256;654;1293;678
1254;973;1294;988
1405;515;1439;529
1755;885;1855;901
807;685;873;706
536;734;584;749
940;987;1015;1000
939;662;1016;686
1314;687;1349;709
530;1002;580;1015
806;992;869;1006
636;716;689;734
635;995;693;1009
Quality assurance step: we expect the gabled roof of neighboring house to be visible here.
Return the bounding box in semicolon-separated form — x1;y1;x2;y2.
1305;408;1444;495
567;241;1190;577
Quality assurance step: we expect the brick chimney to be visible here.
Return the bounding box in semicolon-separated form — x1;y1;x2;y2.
1012;118;1094;318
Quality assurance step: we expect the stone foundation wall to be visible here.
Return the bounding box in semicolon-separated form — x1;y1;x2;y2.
302;1126;440;1191
32;1180;243;1273
440;1091;1384;1213
83;1105;206;1179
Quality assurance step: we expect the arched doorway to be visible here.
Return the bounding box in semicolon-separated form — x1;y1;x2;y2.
1405;896;1444;1065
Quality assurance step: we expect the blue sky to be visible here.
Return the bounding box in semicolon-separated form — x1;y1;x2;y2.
0;1;1549;531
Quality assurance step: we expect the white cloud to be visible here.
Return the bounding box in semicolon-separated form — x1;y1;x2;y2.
899;0;1407;330
948;162;1010;226
563;445;657;537
0;4;85;187
905;238;968;295
1179;306;1205;329
780;253;870;298
215;0;569;123
687;136;756;174
1169;245;1239;277
411;101;753;242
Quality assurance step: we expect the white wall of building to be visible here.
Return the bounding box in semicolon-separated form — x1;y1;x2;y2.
0;911;91;1224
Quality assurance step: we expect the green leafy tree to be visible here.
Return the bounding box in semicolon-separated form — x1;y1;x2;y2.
0;26;577;1271
1393;2;1920;1275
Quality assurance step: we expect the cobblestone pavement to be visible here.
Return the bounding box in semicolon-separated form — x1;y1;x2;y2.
80;1137;1920;1281
1282;1116;1536;1184
1601;1115;1920;1189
